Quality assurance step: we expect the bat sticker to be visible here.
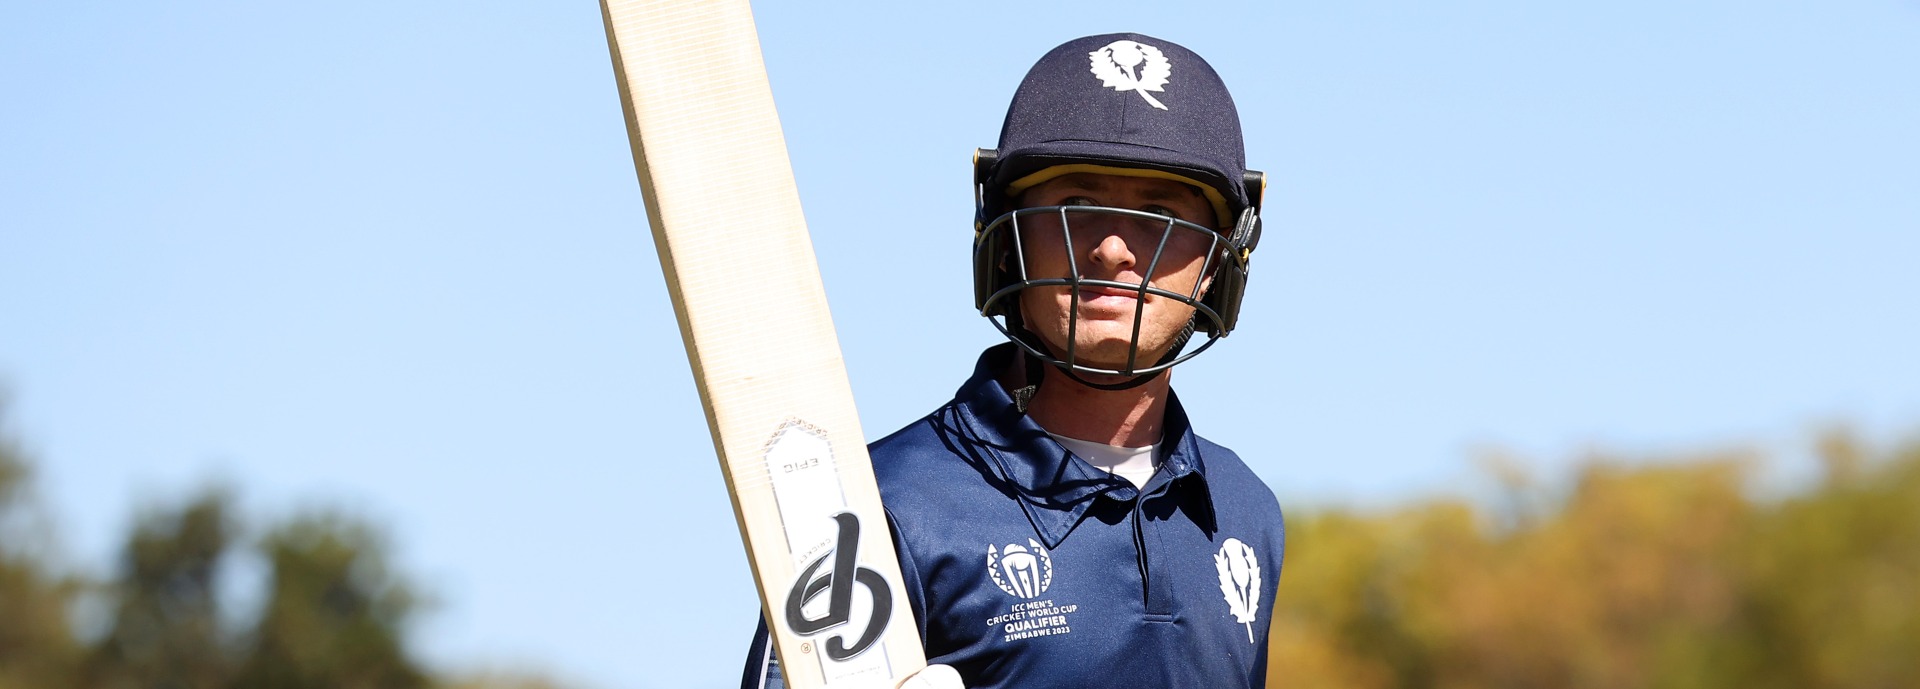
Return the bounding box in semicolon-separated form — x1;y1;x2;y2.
785;511;893;660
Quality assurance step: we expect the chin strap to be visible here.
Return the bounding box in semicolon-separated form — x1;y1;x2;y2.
1010;350;1045;413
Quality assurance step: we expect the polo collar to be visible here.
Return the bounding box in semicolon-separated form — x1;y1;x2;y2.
952;345;1217;548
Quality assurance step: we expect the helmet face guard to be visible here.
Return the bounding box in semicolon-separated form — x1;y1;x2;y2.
974;204;1237;380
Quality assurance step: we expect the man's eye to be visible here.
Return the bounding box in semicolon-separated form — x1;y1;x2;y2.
1060;196;1099;207
1142;205;1182;220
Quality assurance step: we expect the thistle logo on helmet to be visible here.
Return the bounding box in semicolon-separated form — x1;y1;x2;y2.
783;512;893;661
1088;40;1171;110
986;539;1054;598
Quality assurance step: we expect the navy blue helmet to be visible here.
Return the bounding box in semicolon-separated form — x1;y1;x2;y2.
973;33;1265;386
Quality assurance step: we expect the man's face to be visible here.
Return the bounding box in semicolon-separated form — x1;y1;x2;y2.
1012;172;1221;372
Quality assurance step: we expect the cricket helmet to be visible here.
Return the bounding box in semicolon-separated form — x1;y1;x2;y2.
972;33;1266;385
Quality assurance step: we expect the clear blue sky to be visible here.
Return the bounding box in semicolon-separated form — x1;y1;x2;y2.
3;1;1917;688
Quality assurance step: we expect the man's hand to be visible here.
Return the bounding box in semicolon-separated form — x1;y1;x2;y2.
897;664;964;689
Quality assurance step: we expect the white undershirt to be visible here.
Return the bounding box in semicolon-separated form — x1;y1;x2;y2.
1048;433;1160;489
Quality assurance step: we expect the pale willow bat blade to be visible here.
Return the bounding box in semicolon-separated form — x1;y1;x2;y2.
599;1;926;687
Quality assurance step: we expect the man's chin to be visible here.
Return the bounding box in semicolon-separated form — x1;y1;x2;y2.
1046;342;1175;374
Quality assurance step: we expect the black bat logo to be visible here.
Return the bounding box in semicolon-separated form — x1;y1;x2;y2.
784;512;893;660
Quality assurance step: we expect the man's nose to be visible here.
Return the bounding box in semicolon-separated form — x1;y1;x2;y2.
1086;231;1136;271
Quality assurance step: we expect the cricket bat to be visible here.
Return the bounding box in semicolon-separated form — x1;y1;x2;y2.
599;1;926;687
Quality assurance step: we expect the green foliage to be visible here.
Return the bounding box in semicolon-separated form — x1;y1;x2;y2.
0;409;83;689
437;672;576;689
231;513;427;689
87;490;236;689
80;490;438;689
1269;434;1920;689
6;398;1916;689
1734;433;1920;689
0;400;573;689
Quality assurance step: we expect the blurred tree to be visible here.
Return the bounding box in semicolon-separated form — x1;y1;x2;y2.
0;402;83;689
437;671;575;689
14;389;1920;689
0;398;573;689
1265;507;1405;689
1269;434;1920;689
229;512;428;689
1407;455;1753;689
1735;431;1920;689
85;490;238;689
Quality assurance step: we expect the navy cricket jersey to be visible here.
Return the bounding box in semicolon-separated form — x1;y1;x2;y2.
743;345;1285;688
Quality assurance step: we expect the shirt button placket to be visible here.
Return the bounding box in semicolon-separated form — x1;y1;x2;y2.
1136;482;1176;619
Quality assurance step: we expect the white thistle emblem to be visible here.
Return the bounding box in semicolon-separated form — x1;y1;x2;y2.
987;539;1053;599
1087;40;1172;110
1214;538;1261;642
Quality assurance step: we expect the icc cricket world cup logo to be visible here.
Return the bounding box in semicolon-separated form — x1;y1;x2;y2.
987;539;1054;599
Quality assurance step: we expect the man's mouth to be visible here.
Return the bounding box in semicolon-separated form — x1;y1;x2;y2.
1074;285;1148;305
